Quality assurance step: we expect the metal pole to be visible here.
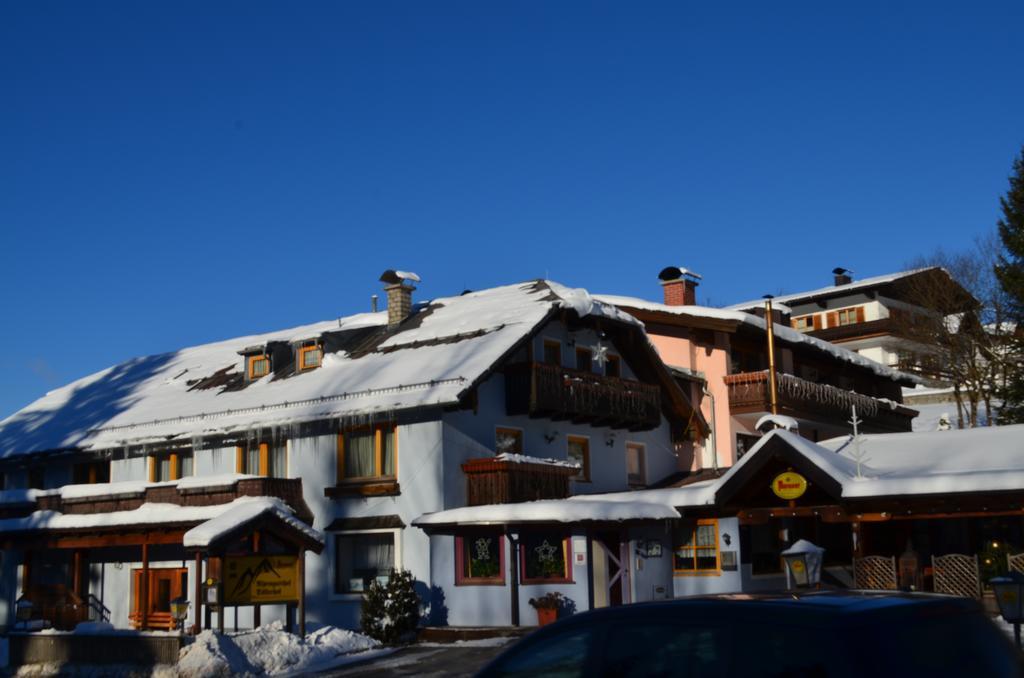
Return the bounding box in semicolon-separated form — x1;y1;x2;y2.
764;297;779;416
507;530;520;627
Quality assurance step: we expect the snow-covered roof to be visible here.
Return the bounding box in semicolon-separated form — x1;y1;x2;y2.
721;425;1024;500
0;281;638;457
593;295;918;384
183;496;323;549
724;267;952;310
413;497;681;527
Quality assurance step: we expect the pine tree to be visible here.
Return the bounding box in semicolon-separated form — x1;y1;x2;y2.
995;145;1024;423
360;569;420;644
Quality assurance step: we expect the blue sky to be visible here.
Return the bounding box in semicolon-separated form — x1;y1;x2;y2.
2;1;1022;419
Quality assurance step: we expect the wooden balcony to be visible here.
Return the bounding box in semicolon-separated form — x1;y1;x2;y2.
462;457;577;506
724;370;916;433
504;362;661;430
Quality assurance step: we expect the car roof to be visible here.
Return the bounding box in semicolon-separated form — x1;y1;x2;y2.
547;590;981;627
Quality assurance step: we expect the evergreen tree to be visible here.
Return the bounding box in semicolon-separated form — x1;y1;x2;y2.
360;569;420;644
995;146;1024;423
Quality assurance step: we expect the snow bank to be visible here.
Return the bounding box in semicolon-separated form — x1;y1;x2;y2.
176;622;380;678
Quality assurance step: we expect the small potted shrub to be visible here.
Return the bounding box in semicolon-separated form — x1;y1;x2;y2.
528;592;564;626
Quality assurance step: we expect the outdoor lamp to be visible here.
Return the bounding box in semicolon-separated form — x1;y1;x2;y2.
991;572;1024;647
781;540;825;590
169;597;190;631
15;596;33;623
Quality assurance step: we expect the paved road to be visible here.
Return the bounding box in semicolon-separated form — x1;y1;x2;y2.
323;640;515;677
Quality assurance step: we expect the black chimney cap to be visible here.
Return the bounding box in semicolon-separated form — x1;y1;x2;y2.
832;267;853;276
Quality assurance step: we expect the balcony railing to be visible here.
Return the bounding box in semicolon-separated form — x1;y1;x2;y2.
462;456;577;506
724;370;916;433
505;362;662;430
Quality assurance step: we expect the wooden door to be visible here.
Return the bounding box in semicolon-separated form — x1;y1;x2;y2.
132;568;187;627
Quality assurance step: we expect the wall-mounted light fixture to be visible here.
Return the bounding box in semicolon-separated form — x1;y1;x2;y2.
544;430;560;444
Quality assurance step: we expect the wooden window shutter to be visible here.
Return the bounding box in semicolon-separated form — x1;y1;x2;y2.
790;319;798;329
235;446;244;473
336;434;345;484
169;452;180;481
258;443;269;477
827;311;839;327
148;457;156;483
856;306;865;323
812;314;822;330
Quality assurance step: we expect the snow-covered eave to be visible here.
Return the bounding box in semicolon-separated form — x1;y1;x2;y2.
412;498;681;531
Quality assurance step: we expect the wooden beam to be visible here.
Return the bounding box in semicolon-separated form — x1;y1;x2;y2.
298;549;306;638
73;550;82;598
193;551;202;635
141;543;149;631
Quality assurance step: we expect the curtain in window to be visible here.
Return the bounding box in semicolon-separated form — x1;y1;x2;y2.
345;432;375;477
246;446;260;475
158;457;171;482
268;444;286;478
180;452;194;478
381;429;395;476
336;533;395;593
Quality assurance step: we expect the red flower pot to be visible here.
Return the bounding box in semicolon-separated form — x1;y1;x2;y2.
536;607;558;626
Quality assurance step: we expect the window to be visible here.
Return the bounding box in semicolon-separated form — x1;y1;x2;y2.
236;442;287;477
543;340;561;366
735;433;761;460
791;315;818;332
73;460;110;485
605;354;621;378
27;467;45;490
486;626;599;677
337;425;396;482
248;355;270;379
298;345;322;371
626;443;645;487
567;436;590;482
834;307;860;326
495;427;523;455
521;532;571;583
674;520;719;573
150;451;194;482
455;532;505;585
605;621;730;678
575;347;592;372
334;531;396;594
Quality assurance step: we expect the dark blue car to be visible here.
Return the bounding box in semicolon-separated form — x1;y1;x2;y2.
476;591;1021;678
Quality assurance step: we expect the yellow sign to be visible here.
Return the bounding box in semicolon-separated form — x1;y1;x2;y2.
224;555;299;604
771;472;808;500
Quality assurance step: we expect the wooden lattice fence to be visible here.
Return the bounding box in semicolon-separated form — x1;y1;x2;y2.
1008;553;1024;575
853;556;897;590
932;554;981;599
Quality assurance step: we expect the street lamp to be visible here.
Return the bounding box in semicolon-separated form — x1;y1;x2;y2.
781;540;824;589
169;597;190;633
991;572;1024;648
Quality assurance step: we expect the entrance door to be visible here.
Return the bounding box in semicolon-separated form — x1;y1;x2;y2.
132;568;187;629
592;532;630;608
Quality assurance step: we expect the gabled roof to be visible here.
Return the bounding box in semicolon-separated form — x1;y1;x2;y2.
0;280;685;458
716;425;1024;503
594;295;918;385
724;267;975;311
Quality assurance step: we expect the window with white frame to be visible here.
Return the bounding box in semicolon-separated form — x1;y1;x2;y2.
334;531;397;594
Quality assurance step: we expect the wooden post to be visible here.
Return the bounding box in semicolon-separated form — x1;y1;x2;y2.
252;531;261;629
852;521;864;558
141;542;150;630
22;550;32;596
73;550;82;598
508;531;520;627
216;558;225;634
298;549;306;638
193;551;203;635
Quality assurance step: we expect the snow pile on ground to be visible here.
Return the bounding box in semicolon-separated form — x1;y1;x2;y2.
176;621;380;677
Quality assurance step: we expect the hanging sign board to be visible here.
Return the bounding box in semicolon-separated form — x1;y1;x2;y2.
771;471;808;500
224;555;299;604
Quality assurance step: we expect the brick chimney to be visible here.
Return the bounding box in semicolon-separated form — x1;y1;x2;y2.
833;267;853;286
379;269;421;329
657;266;702;306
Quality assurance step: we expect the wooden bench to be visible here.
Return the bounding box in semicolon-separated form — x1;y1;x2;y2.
128;611;177;631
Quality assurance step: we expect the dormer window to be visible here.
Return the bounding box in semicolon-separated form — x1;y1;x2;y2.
248;355;270;379
298;345;322;371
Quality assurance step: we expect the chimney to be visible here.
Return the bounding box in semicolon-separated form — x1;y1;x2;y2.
379;269;421;329
658;266;702;306
833;267;853;286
